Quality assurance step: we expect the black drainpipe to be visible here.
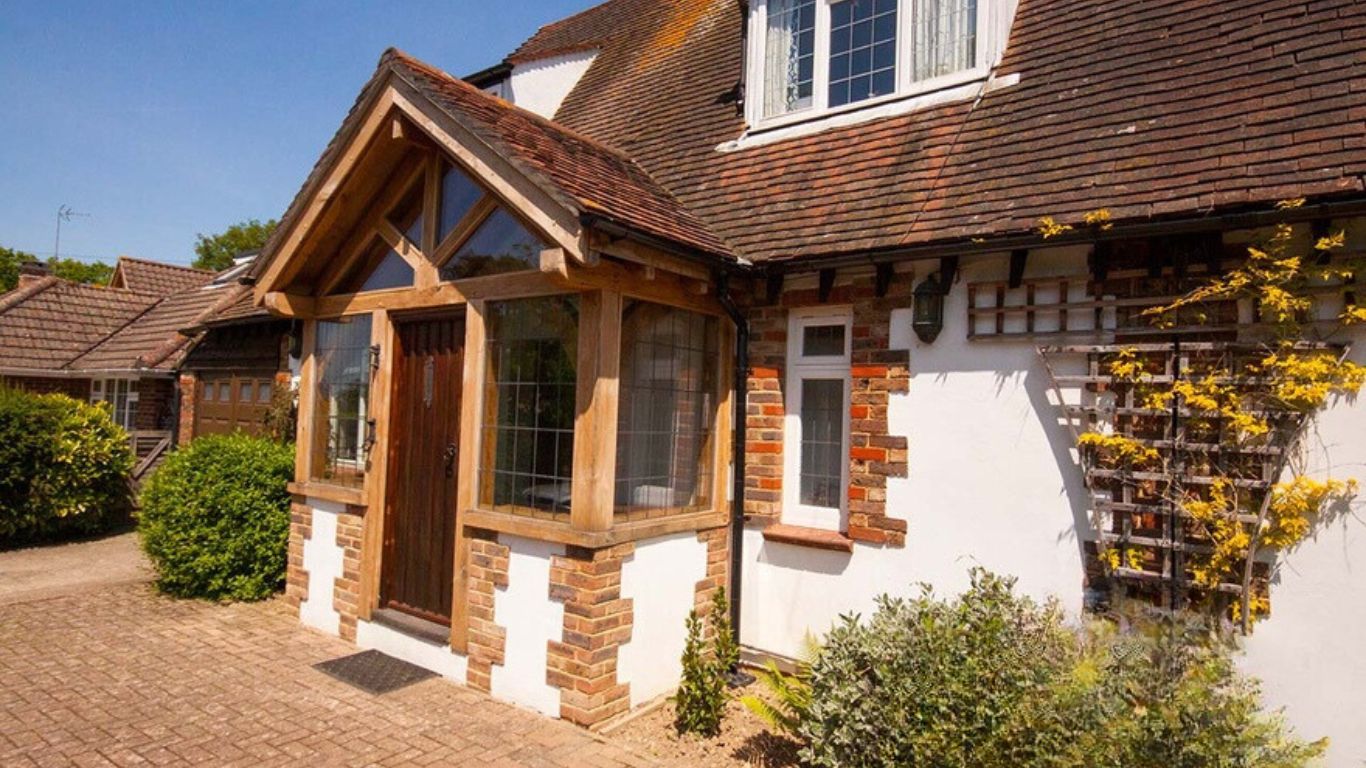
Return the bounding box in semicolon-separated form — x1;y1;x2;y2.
716;271;748;660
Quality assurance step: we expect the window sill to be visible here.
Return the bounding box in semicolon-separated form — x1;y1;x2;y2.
761;523;854;553
462;507;728;548
288;481;367;508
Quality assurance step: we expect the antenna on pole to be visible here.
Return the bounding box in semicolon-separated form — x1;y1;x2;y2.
54;205;91;261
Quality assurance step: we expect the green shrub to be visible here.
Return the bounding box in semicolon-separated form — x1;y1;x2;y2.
711;586;740;673
0;387;133;543
674;608;727;736
138;434;294;601
798;569;1325;768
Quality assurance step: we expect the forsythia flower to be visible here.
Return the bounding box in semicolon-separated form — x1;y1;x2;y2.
1036;216;1074;239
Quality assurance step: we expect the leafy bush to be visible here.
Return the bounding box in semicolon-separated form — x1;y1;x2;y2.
674;608;728;736
711;586;740;673
138;434;294;600
798;569;1325;768
0;387;133;543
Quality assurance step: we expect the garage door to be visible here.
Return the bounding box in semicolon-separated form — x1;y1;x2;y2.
195;374;276;438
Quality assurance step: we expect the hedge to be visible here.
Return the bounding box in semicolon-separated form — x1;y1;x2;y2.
138;434;294;601
0;387;134;543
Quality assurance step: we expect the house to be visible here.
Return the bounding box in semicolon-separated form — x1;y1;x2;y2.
0;255;294;475
253;0;1366;760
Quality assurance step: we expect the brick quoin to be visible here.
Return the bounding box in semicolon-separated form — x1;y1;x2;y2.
284;502;312;610
333;508;366;641
465;530;510;693
741;270;912;547
547;543;633;728
177;373;197;446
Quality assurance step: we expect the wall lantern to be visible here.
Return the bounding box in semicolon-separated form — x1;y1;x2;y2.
912;273;945;344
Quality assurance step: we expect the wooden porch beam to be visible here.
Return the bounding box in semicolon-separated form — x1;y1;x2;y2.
263;292;316;318
569;289;621;533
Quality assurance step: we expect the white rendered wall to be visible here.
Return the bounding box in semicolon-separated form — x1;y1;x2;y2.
507;51;597;119
299;499;344;636
618;532;710;706
490;535;565;717
741;247;1095;658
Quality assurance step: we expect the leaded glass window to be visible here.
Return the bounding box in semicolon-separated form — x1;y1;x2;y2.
312;316;373;488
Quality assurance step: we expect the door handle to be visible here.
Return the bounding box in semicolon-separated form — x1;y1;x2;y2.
443;442;458;478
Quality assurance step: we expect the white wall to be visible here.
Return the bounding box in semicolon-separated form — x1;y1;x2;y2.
491;535;565;717
299;499;344;636
618;532;710;706
356;619;469;682
507;51;597;119
741;247;1093;659
1240;340;1366;766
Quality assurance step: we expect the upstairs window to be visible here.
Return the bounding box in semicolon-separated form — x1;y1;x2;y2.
753;0;985;124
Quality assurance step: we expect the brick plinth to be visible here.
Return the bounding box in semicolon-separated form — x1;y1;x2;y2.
548;543;634;728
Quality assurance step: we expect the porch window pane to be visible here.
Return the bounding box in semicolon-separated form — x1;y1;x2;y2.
764;0;816;117
799;378;843;507
438;163;484;244
911;0;976;82
614;302;719;515
439;207;546;282
388;181;425;249
312;316;373;488
338;237;414;294
829;0;898;107
480;296;578;514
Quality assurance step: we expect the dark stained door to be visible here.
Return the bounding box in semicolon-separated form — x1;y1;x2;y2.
382;315;463;625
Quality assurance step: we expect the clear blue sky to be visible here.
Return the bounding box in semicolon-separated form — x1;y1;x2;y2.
0;0;593;267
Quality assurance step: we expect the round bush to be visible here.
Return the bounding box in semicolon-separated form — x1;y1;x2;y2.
139;434;294;600
0;387;133;543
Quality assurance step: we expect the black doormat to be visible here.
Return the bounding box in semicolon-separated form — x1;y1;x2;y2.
314;650;436;695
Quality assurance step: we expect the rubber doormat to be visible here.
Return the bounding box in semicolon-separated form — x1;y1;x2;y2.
314;650;436;695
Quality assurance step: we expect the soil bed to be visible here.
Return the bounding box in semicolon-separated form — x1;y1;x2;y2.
607;687;801;768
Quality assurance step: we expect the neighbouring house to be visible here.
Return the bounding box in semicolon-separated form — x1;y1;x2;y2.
251;0;1366;761
0;254;294;477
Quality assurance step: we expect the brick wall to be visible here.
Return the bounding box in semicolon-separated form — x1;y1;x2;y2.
547;543;634;728
134;377;176;431
0;375;91;399
177;373;197;446
333;509;365;642
742;269;913;546
465;530;510;693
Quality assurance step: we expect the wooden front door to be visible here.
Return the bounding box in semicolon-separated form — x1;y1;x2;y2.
382;315;464;625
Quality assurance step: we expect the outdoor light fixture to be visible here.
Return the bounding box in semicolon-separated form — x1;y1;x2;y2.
912;273;945;344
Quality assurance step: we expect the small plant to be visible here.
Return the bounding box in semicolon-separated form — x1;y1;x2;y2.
741;635;816;738
138;434;294;601
674;608;727;737
710;586;740;674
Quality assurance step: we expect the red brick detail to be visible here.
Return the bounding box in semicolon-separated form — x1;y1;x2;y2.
466;530;510;693
547;543;633;728
177;373;197;447
333;509;365;642
740;270;912;547
284;502;311;610
694;526;731;616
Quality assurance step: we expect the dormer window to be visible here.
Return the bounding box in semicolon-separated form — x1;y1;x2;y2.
751;0;993;127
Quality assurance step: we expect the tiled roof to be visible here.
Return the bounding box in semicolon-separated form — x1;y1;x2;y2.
387;50;736;260
514;0;1366;263
202;287;272;327
0;280;161;372
71;284;247;372
111;256;213;295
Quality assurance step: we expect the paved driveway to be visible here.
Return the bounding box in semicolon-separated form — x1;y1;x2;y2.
0;539;649;767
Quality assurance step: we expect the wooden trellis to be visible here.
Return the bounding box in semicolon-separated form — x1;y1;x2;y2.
1039;341;1326;613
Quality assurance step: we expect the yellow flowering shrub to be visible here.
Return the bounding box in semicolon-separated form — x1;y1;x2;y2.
1077;432;1160;470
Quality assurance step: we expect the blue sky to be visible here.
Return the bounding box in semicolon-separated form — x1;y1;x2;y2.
0;0;593;267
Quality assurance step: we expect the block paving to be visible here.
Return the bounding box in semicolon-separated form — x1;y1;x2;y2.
0;583;652;767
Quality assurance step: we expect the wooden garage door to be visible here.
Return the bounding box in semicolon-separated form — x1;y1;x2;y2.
195;374;275;438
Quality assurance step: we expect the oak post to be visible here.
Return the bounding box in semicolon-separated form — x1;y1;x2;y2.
570;289;621;533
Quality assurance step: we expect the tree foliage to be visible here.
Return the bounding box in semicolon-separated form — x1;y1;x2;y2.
192;218;278;272
795;570;1325;768
1;246;114;292
0;388;133;543
0;246;34;292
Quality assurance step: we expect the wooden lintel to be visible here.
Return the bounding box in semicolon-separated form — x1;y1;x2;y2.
875;263;894;298
817;269;836;303
585;229;710;281
1008;249;1029;289
263;291;316;317
766;273;784;304
539;247;569;279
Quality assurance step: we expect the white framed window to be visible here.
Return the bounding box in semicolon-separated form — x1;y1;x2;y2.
782;307;852;531
92;378;138;430
749;0;991;128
